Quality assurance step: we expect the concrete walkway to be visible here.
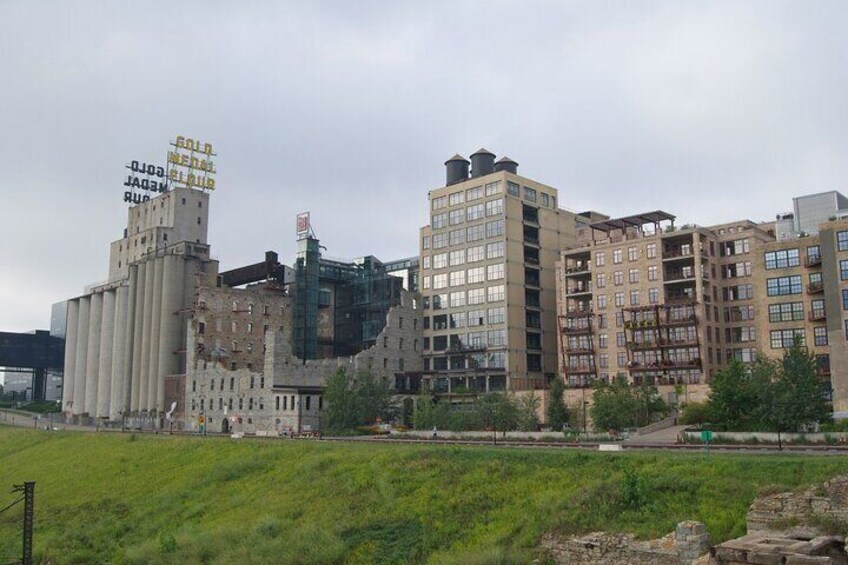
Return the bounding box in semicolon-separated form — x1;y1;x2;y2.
625;424;689;444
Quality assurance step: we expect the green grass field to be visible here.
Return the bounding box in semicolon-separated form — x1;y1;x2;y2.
0;426;846;564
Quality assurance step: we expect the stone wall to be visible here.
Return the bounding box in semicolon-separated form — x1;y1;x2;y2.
541;521;710;565
747;475;848;535
184;290;423;433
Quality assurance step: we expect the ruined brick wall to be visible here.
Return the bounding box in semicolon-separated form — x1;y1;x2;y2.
188;283;292;374
541;521;710;565
747;475;848;535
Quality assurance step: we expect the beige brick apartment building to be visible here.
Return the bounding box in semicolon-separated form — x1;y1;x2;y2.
557;191;848;416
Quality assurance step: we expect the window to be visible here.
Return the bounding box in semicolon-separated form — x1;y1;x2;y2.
449;209;464;225
486;241;504;259
629;269;639;284
768;302;804;322
766;275;802;296
449;270;465;287
432;196;447;210
467;224;484;242
770;329;805;349
432;274;447;289
541;192;550;206
422;236;430;250
449;191;464;206
838;231;848;251
466;203;484;221
488;329;506;346
629;290;640;306
449;229;464;246
841;259;848;280
843;289;848;310
449;250;465;266
449;292;465;308
628;247;638;261
485;198;504;216
614;292;624;307
612;249;622;264
468;288;485;305
724;284;754;300
466;186;483;201
467;245;485;262
487;307;505;324
597;295;607;309
467;266;485;283
485;181;501;196
523;186;536;202
648;265;658;281
485;219;504;238
448;313;464;328
433;253;448;269
814;327;828;346
432;233;447;249
595;252;605;267
648;288;658;304
764;249;800;269
487;285;505;302
616;332;626;347
613;271;623;286
507;181;519;196
596;273;606;288
432;213;448;229
422;276;431;290
422;255;431;269
468;310;486;326
807;245;821;262
487;263;504;280
646;243;657;259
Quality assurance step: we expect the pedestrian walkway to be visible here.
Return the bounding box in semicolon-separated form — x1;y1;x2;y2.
624;424;688;444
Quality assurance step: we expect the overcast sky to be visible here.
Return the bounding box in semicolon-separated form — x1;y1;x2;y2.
2;1;847;333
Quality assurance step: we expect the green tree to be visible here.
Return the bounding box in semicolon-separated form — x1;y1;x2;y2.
517;391;541;431
476;393;519;435
707;341;830;432
706;358;772;431
323;367;359;433
323;367;397;434
591;379;667;432
591;379;639;432
768;341;830;432
546;377;570;430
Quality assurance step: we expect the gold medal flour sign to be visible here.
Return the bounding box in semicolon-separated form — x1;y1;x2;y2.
167;136;217;191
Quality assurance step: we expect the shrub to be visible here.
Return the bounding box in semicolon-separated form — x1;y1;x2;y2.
679;402;710;426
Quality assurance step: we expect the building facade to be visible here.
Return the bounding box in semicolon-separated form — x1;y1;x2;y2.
62;187;216;423
419;150;593;396
556;193;848;417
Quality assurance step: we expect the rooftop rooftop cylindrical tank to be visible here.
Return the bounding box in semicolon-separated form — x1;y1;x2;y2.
495;157;518;175
494;156;518;175
470;148;496;178
445;154;470;186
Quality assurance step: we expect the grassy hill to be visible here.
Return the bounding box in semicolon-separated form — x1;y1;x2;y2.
1;426;847;564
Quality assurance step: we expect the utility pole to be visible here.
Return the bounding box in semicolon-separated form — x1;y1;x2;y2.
11;481;35;565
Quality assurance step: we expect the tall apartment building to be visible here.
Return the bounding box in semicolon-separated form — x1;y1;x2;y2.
556;192;848;417
419;149;591;394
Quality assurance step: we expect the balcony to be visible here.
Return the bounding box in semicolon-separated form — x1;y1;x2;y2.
564;265;592;277
566;364;596;375
566;345;595;354
562;325;593;335
566;284;592;296
805;255;822;267
664;270;696;284
627;341;661;351
809;310;827;322
807;282;824;294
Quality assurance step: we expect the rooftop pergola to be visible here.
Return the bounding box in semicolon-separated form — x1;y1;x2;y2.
588;210;675;239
